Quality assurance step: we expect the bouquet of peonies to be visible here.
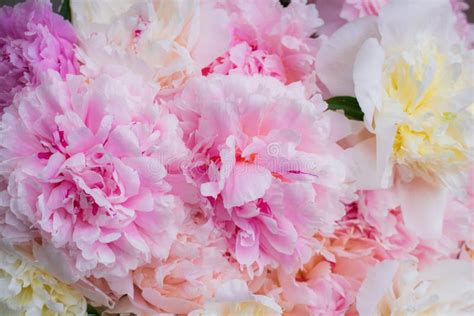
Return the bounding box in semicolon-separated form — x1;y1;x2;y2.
0;0;473;315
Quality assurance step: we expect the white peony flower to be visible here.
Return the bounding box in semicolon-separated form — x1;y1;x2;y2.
317;0;473;239
0;248;87;316
356;259;474;316
189;280;282;316
70;0;230;90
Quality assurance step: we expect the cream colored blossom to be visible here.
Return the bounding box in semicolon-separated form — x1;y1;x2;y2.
357;259;474;316
0;249;87;316
71;0;230;89
318;0;474;191
317;0;474;240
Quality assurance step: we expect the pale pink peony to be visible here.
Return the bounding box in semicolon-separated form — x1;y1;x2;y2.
133;216;242;315
0;70;188;284
247;229;388;315
0;0;78;110
266;191;472;313
167;74;349;274
204;0;323;88
339;186;472;264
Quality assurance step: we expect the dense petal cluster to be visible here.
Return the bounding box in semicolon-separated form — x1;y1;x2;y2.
168;74;349;272
71;0;230;90
340;187;472;263
246;228;387;315
133;218;241;315
319;0;473;189
0;248;87;315
318;0;474;243
357;259;474;315
204;0;322;90
0;71;187;281
0;0;78;110
0;0;472;315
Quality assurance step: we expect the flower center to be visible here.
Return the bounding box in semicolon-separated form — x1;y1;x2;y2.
382;43;470;178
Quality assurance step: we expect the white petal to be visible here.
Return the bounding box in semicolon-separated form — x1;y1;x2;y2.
356;260;399;316
345;137;380;190
353;38;385;131
316;17;379;96
214;280;253;302
379;0;457;50
375;122;397;188
397;177;448;239
32;242;81;283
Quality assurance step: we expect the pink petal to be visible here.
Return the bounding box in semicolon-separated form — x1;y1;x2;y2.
235;227;260;265
222;162;272;208
105;125;140;158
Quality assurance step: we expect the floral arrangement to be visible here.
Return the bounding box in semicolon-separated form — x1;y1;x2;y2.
0;0;473;315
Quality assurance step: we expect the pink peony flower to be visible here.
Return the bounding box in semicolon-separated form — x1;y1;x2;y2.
167;74;349;274
0;70;188;284
281;231;386;314
0;0;78;111
267;193;472;314
338;186;472;264
247;229;388;316
203;0;323;89
133;217;242;315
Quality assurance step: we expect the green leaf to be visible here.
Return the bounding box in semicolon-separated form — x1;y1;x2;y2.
59;0;71;22
87;304;100;316
325;96;364;121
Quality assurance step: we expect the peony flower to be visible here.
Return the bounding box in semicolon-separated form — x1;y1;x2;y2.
246;227;388;316
0;70;188;286
317;0;474;239
70;0;230;90
203;0;322;91
189;279;282;316
344;187;471;263
133;216;242;315
356;259;474;316
0;0;78;111
167;74;349;274
0;248;87;315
